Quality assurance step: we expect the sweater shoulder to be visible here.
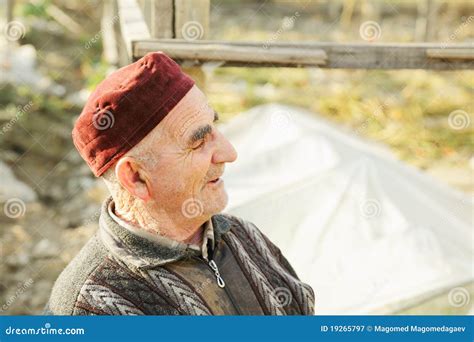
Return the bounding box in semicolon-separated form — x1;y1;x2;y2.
47;232;180;315
47;232;110;315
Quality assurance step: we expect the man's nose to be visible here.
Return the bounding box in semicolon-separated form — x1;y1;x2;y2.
212;130;238;164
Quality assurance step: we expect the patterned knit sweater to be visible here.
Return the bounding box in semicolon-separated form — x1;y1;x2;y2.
45;197;315;315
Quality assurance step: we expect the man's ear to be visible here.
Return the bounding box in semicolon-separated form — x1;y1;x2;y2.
115;156;152;202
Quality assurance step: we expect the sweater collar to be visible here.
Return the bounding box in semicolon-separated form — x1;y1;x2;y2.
98;196;231;269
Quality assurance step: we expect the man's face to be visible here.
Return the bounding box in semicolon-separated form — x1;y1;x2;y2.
142;85;237;220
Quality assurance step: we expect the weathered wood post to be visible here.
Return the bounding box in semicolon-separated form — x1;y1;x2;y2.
139;0;174;38
173;0;210;91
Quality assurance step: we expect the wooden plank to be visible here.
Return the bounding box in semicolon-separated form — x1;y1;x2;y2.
426;48;474;60
134;40;327;66
137;0;151;31
174;0;210;40
102;0;119;66
173;0;210;90
415;0;440;42
6;0;14;23
138;0;175;38
151;0;173;38
424;0;439;41
133;39;474;70
117;0;150;61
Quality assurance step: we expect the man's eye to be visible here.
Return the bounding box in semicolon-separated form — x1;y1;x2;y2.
192;140;205;150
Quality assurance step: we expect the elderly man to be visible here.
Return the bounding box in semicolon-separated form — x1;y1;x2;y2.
45;52;314;315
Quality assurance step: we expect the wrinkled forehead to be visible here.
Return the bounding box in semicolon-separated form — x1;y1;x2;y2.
128;85;212;154
160;85;213;143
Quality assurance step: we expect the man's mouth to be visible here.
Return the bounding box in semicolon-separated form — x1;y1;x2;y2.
206;168;225;187
206;174;224;187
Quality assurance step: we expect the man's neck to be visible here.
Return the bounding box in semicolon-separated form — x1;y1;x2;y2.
185;225;204;246
113;199;206;245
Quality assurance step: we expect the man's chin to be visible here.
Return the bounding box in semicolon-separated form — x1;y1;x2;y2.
204;189;228;216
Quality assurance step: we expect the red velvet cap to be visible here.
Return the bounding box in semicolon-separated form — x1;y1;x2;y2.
72;52;195;177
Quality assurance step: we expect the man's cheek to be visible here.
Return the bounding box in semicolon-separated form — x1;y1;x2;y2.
152;171;179;196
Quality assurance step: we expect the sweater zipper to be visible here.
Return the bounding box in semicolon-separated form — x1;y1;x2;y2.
194;256;243;315
208;259;225;288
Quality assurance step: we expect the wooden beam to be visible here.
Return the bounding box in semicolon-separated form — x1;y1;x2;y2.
133;40;474;70
150;0;174;38
6;0;14;23
137;0;151;31
134;40;327;66
173;0;210;90
102;0;119;66
426;48;474;60
117;0;150;62
174;0;210;40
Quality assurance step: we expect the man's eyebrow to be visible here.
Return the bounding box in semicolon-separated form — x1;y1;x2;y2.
187;124;211;146
187;111;219;146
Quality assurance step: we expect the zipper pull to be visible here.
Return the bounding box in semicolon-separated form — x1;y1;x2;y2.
208;259;226;288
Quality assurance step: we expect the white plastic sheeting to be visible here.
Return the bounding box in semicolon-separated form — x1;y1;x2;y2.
220;104;473;314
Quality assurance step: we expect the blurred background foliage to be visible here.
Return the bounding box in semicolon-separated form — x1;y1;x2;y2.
2;0;472;181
